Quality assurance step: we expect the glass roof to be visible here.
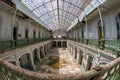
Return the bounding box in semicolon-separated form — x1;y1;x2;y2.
21;0;106;31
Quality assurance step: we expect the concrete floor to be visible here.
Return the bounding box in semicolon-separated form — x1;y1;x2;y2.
35;48;82;75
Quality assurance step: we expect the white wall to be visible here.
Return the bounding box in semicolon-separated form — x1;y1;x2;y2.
0;4;50;41
76;5;120;40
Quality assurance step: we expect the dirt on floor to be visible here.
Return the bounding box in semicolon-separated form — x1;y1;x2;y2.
35;48;82;74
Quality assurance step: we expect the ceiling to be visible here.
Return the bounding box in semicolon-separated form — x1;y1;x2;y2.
21;0;106;31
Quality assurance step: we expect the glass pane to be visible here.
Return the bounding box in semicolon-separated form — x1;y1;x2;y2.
21;0;106;31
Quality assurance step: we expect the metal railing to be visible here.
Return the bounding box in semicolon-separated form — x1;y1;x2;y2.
0;57;119;80
68;38;120;57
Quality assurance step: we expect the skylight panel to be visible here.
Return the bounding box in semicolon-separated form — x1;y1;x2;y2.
21;0;106;31
51;0;57;9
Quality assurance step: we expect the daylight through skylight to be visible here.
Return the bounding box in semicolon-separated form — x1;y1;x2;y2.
21;0;106;31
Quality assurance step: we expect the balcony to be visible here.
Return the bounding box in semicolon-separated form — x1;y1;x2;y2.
0;38;51;53
68;38;120;57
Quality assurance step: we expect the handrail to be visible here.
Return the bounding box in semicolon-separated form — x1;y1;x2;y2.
0;57;120;80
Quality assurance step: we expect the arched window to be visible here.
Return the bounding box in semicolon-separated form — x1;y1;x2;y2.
116;13;120;39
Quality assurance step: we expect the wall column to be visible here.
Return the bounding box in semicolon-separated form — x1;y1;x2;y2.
37;49;41;62
11;8;17;48
97;6;104;49
77;50;80;64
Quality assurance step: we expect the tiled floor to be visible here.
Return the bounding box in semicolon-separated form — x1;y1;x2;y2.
36;48;82;75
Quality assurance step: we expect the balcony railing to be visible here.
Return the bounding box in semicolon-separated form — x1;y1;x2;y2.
0;38;51;53
0;57;119;80
68;38;120;57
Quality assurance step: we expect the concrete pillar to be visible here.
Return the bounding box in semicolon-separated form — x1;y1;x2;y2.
37;49;41;62
71;46;73;55
45;45;47;54
73;47;75;58
77;50;80;64
15;60;21;67
70;45;72;54
42;46;45;56
30;54;35;70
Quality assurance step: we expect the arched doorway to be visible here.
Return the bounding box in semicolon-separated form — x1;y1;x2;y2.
116;13;120;39
19;53;33;70
86;56;93;70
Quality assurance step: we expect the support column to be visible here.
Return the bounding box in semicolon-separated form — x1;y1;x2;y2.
11;8;17;48
71;46;73;55
73;47;75;58
97;6;104;49
15;60;21;67
84;15;88;45
38;49;41;62
30;54;35;70
77;50;80;64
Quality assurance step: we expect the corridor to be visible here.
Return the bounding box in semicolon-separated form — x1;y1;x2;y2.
35;48;82;75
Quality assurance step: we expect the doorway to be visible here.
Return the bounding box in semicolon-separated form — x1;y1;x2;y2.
13;27;18;46
33;31;36;39
25;29;28;39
